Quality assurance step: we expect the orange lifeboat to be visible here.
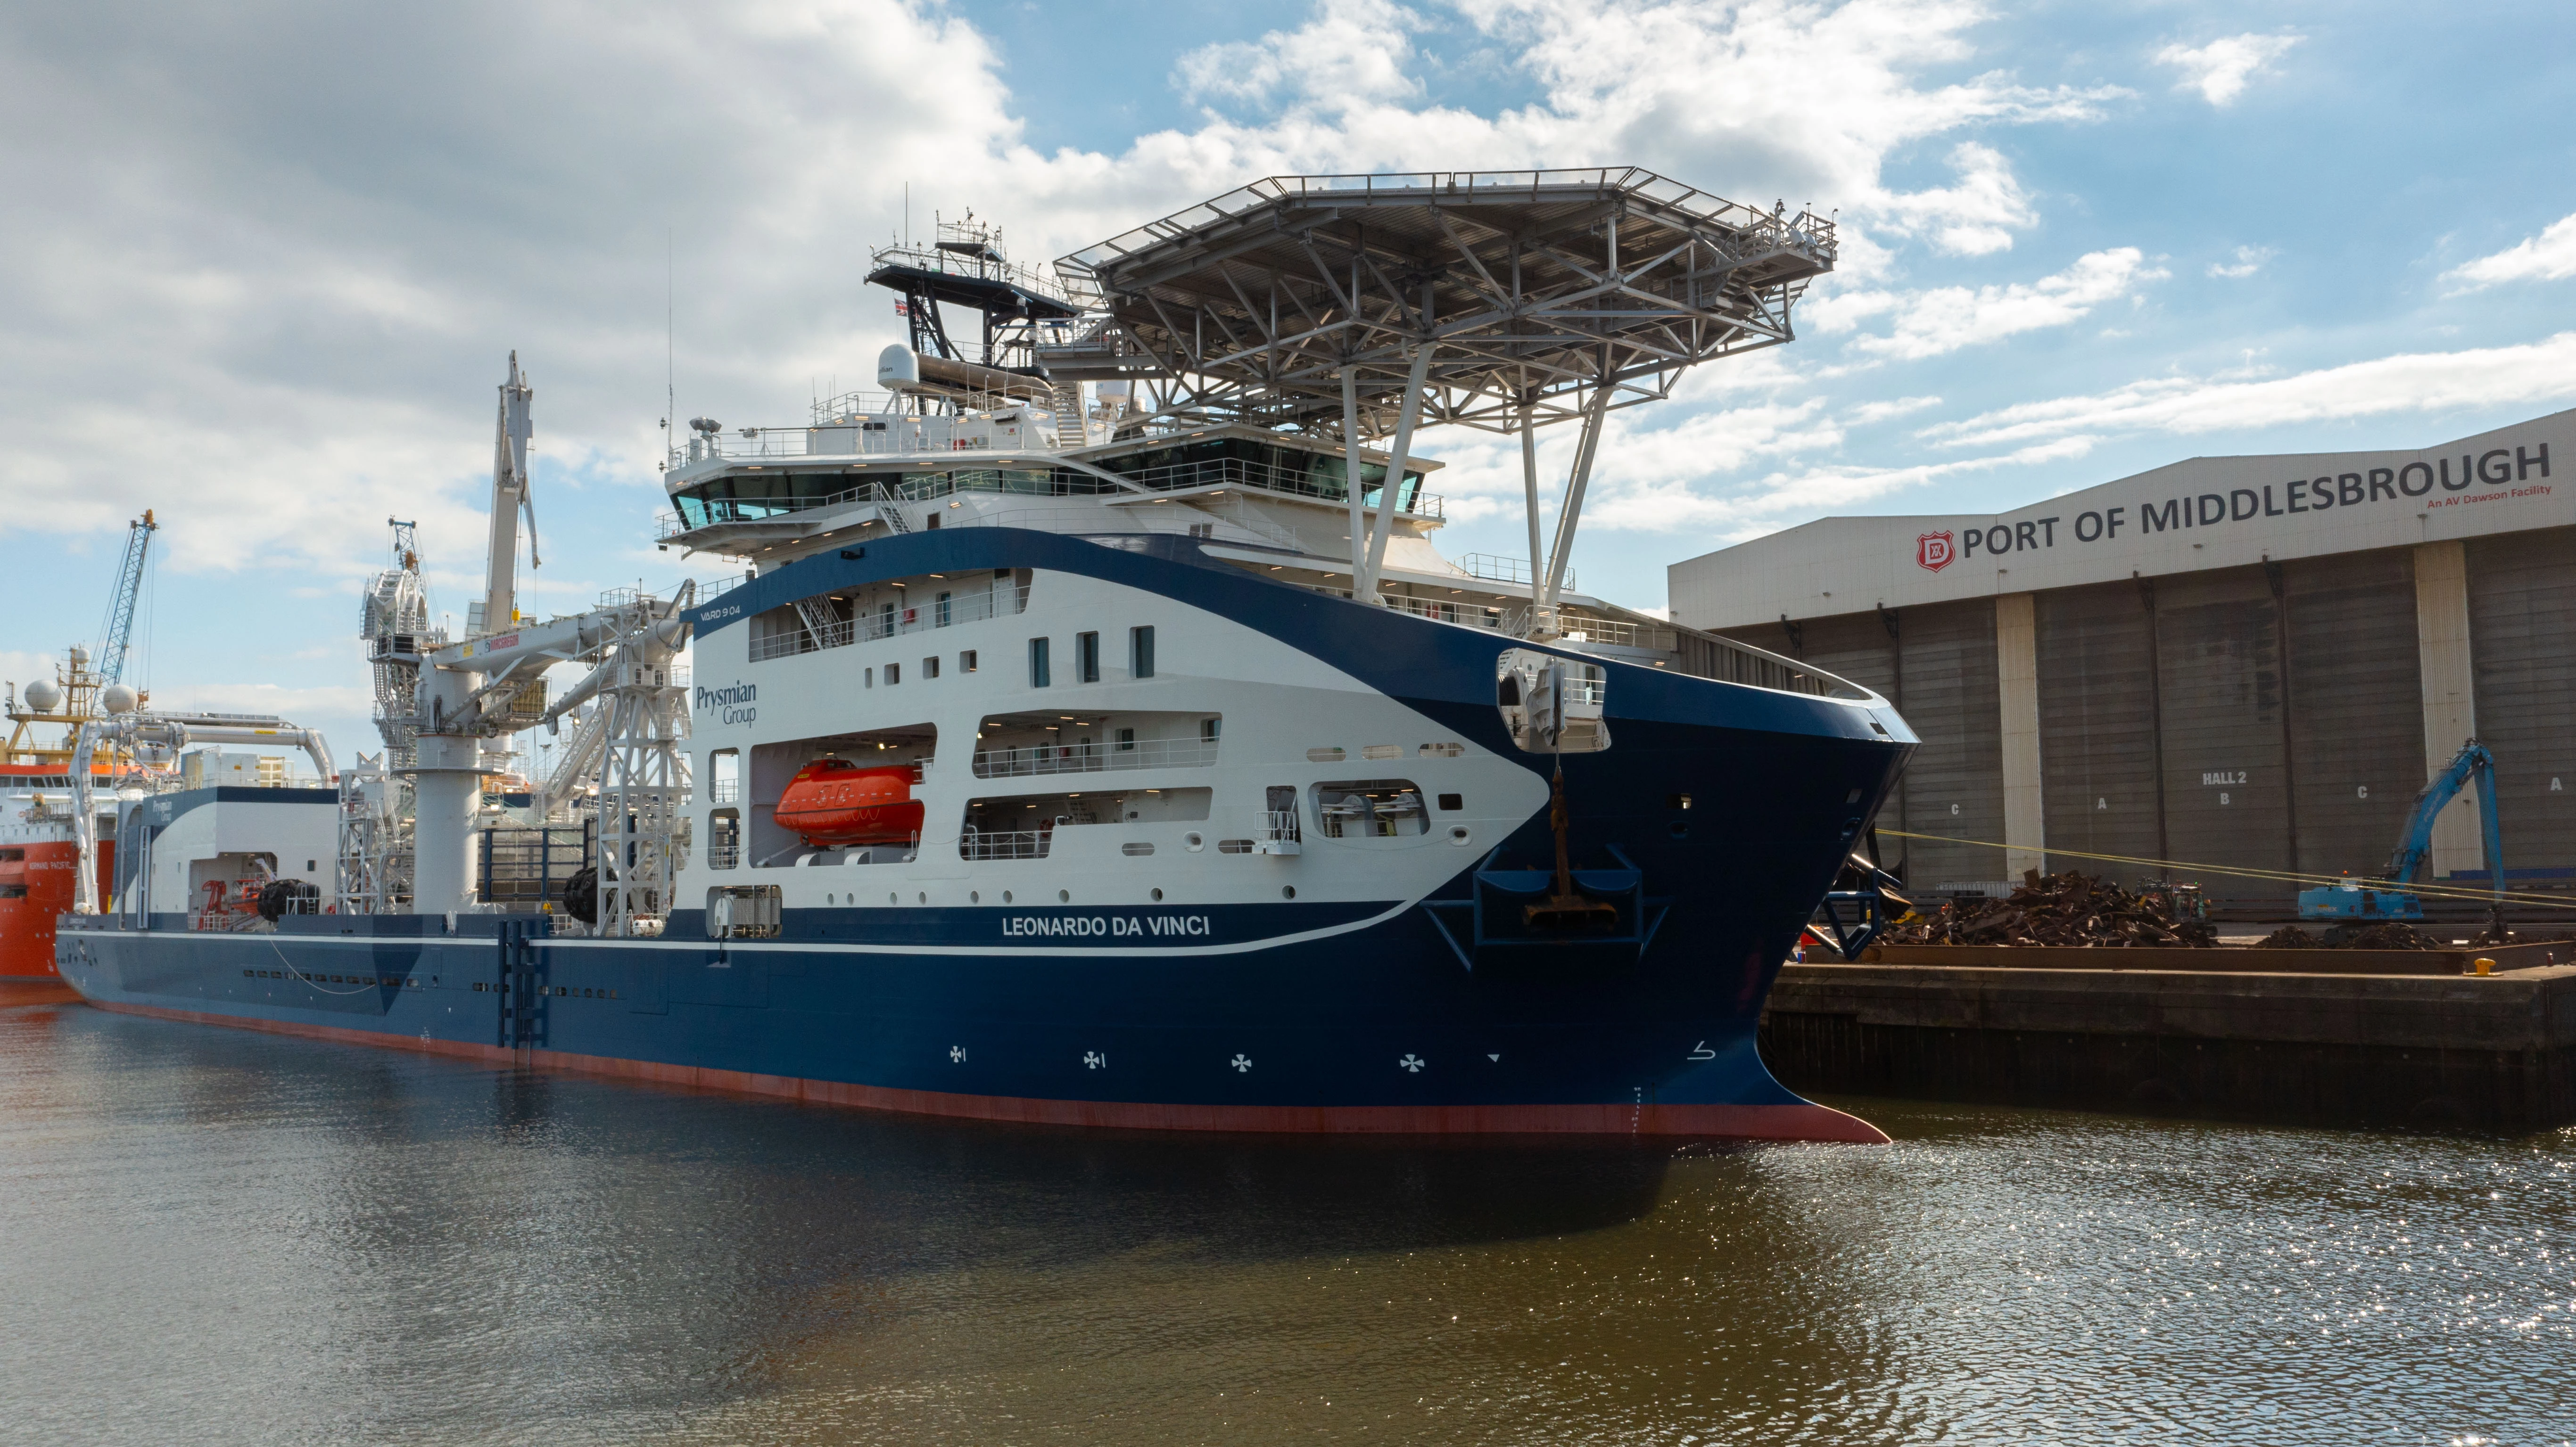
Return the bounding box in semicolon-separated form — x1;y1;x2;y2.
774;757;923;847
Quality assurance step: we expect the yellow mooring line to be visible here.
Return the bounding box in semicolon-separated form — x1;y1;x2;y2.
1873;829;2576;911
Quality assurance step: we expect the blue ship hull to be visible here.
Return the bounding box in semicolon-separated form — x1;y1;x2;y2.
58;531;1912;1141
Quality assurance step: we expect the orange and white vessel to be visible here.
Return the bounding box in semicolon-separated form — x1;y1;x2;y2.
2;648;130;982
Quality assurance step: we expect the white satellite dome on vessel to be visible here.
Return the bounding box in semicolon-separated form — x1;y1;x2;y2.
876;344;921;391
23;678;62;713
100;683;140;715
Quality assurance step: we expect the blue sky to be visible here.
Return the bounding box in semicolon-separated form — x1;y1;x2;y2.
3;0;2573;764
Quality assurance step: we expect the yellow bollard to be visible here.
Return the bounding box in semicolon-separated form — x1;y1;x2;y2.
2472;957;2495;976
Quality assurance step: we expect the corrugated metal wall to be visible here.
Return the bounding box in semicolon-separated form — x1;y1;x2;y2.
2148;566;2294;901
2036;582;2162;878
1782;611;1909;874
2282;550;2426;880
1887;600;2004;891
1693;529;2571;913
2468;527;2576;873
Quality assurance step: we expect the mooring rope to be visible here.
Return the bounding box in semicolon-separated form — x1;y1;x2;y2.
1874;829;2576;912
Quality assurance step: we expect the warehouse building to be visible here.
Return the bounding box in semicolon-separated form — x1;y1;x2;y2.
1670;410;2573;914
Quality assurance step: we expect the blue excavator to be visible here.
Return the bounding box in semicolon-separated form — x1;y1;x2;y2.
2298;739;2506;939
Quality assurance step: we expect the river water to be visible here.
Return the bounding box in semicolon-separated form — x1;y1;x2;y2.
4;999;2569;1445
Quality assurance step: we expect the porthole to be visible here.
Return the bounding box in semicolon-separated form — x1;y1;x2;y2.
970;890;980;904
1150;888;1164;902
1281;885;1297;900
1002;890;1014;904
918;891;928;905
888;892;899;905
1184;832;1205;851
1449;825;1472;846
1058;889;1071;903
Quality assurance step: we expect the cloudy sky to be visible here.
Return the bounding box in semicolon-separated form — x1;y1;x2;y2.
4;0;2572;765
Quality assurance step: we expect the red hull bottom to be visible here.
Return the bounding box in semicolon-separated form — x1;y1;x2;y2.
83;998;1890;1143
0;978;81;1005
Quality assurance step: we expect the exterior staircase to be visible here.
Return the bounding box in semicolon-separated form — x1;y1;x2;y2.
1052;385;1088;450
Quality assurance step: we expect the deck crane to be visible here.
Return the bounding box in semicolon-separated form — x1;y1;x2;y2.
2298;739;2506;938
95;510;157;693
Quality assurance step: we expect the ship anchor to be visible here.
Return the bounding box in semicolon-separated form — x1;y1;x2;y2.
1523;765;1619;932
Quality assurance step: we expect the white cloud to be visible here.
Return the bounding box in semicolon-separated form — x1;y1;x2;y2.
1868;142;2033;256
2443;212;2576;292
1832;247;2166;361
2208;244;2273;279
1921;330;2576;449
0;0;2138;582
1175;0;1426;112
1451;0;2122;253
1591;434;2096;538
1846;395;1942;424
2155;33;2302;107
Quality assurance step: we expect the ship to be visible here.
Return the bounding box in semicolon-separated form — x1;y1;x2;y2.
58;171;1917;1140
4;514;161;989
0;653;116;986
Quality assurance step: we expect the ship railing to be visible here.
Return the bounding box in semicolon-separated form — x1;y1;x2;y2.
1456;553;1573;591
705;778;740;804
1099;455;1445;521
867;239;1077;309
190;911;268;933
1056;170;1834;284
704;844;741;871
1552;614;1678;652
972;737;1218;780
1323;589;1510;631
1261;810;1302;843
660;471;1125;542
664;404;1069;473
750;585;1032;663
1676;632;1869;699
959;827;1051;861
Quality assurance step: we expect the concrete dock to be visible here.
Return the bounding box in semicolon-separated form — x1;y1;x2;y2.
1761;959;2576;1132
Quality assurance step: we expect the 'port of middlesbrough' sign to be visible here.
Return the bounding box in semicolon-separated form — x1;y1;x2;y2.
1920;440;2552;569
1668;411;2576;631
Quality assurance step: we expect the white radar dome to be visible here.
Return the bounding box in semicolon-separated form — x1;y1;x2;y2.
23;678;62;713
876;344;920;391
100;683;139;715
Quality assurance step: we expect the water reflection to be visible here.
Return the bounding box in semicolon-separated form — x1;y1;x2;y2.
5;1002;2569;1446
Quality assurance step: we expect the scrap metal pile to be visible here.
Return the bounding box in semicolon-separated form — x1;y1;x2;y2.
1881;870;2220;948
2256;922;2440;950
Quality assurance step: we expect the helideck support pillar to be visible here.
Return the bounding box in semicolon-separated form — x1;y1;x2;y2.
1539;381;1612;624
1340;365;1367;593
1519;395;1550;638
1357;343;1435;603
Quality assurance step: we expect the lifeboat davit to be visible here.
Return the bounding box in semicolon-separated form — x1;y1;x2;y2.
774;758;923;847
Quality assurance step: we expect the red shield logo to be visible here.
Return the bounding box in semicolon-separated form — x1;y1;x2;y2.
1916;531;1956;572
